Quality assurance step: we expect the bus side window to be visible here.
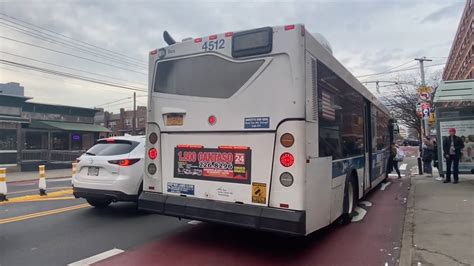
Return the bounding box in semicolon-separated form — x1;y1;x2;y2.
317;61;364;160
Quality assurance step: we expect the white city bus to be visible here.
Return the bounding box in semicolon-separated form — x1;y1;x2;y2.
139;24;396;235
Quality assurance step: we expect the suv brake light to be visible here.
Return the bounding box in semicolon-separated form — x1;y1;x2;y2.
108;158;140;166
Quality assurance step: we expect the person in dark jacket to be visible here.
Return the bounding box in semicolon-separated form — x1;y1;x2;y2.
443;128;464;183
422;137;434;176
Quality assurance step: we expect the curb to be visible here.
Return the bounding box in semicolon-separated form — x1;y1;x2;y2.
6;175;72;184
399;169;416;266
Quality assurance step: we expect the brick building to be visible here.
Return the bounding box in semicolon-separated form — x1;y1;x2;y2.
94;106;147;136
443;0;474;80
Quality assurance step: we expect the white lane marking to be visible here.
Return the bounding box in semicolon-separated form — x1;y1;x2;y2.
351;206;367;222
399;163;407;170
358;201;372;207
188;220;202;225
380;182;391;191
68;248;124;266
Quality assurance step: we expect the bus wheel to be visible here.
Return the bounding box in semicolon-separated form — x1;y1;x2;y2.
339;176;356;225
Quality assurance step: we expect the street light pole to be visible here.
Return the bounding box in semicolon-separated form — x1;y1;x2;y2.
414;57;432;175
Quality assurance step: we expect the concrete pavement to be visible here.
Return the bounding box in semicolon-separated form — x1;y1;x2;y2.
400;170;474;266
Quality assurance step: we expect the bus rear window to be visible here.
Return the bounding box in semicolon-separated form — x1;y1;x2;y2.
154;55;264;98
232;27;273;58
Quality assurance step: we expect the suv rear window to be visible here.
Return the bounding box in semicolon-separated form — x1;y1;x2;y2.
154;55;264;98
86;139;139;156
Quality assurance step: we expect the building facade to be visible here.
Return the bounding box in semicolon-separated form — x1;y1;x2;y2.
94;106;147;136
0;84;110;171
443;0;474;80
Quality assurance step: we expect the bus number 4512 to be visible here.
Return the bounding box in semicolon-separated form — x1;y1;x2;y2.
202;39;225;51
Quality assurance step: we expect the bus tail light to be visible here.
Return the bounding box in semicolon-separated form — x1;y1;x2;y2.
148;148;158;160
279;172;294;187
280;203;289;208
284;25;295;31
209;34;217;40
194;38;202;43
280;133;294;147
280;152;294;167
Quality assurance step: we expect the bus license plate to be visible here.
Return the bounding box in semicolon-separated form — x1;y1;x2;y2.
166;114;183;126
87;167;99;176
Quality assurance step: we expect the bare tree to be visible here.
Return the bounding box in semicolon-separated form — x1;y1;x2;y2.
384;84;421;136
382;70;443;139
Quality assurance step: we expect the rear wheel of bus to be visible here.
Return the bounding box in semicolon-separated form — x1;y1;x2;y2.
339;176;357;225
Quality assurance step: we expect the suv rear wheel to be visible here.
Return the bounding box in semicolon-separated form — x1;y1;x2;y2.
86;198;112;208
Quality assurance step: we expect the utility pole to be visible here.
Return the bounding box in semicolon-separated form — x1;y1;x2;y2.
132;92;136;135
414;57;432;175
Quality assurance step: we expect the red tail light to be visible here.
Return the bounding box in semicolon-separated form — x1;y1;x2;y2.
225;32;233;37
284;25;295;31
150;49;158;55
105;138;115;143
209;35;217;40
280;152;294;167
108;158;140;166
148;148;158;160
194;38;202;43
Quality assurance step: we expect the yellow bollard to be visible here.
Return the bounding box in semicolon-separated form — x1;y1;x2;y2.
72;162;77;177
0;168;7;201
38;165;47;196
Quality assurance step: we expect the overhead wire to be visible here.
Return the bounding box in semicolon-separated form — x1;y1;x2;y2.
0;51;147;87
0;59;147;92
0;21;147;68
0;65;142;96
356;62;446;79
0;13;146;65
0;36;147;75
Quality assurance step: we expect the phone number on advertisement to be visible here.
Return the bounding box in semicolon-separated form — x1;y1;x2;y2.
199;162;233;169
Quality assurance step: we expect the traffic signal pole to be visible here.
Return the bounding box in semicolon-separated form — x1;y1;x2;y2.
414;57;432;175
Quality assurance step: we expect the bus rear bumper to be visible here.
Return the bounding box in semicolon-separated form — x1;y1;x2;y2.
139;191;306;236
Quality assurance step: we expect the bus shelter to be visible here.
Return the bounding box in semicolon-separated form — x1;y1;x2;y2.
434;79;474;175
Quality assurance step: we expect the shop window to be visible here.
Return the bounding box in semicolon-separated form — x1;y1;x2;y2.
52;132;69;150
71;133;83;150
25;132;48;150
0;129;17;150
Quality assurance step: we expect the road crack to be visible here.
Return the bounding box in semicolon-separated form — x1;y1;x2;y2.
415;246;469;266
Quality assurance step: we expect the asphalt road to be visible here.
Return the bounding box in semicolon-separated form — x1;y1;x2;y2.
0;158;417;266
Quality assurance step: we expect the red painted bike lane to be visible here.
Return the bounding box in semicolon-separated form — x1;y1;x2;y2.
95;178;409;266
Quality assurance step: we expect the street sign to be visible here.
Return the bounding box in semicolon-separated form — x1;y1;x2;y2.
417;86;433;101
421;102;430;118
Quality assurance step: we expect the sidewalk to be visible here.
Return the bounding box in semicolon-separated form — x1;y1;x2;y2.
400;169;474;266
4;168;72;183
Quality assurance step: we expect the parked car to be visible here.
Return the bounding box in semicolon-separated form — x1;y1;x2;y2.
72;135;145;208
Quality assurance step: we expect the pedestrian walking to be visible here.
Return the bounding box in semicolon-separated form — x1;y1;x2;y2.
387;143;402;179
422;137;434;176
443;128;464;184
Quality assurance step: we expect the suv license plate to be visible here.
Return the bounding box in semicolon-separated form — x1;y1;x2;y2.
87;167;99;176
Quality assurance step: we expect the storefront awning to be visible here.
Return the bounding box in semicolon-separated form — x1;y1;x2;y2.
29;120;111;132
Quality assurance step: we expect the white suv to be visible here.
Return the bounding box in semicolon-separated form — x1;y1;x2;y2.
73;136;145;208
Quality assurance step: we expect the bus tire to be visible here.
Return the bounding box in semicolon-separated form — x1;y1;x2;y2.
339;176;356;225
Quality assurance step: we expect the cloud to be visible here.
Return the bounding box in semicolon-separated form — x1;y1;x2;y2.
421;2;465;23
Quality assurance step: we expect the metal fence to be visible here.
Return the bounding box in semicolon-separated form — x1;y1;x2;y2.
21;150;83;162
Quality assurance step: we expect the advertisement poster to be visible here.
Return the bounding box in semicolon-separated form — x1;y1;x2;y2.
174;146;252;184
439;120;474;172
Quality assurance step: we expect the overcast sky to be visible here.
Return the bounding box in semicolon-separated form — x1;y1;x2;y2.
0;0;466;112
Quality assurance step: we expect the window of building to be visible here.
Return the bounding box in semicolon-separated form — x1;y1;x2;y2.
52;132;69;150
25;132;48;150
0;129;16;150
71;133;82;150
317;61;365;159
